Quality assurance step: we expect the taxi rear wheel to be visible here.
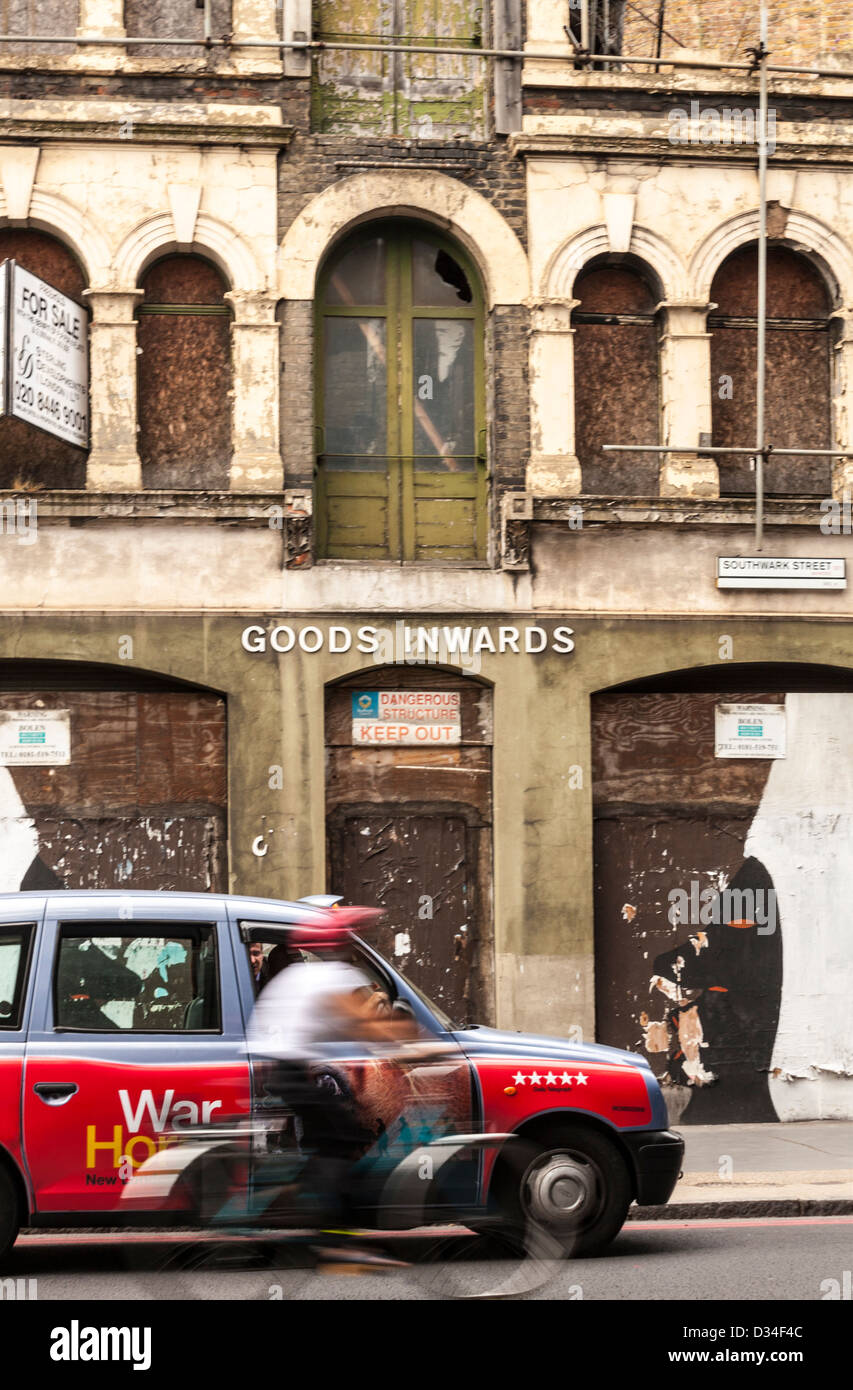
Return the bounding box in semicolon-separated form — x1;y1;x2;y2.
0;1167;20;1262
494;1124;632;1257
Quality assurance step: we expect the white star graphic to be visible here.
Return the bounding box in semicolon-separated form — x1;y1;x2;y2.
575;1071;588;1086
544;1072;558;1086
529;1071;542;1086
512;1071;527;1086
560;1071;573;1086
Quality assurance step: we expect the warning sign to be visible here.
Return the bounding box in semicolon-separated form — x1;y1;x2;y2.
351;691;461;745
0;710;71;765
715;703;786;759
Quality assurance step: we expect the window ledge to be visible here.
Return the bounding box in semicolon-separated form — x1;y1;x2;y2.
313;558;492;570
532;495;831;526
0;489;289;521
0;100;292;146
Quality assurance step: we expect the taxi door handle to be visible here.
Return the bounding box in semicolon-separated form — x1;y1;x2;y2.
33;1082;78;1105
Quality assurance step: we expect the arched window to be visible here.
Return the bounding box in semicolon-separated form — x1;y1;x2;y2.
124;0;231;58
573;259;661;495
316;222;486;561
710;246;833;495
136;255;232;490
0;230;88;489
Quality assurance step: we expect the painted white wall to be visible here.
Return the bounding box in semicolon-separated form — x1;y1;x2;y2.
745;692;853;1119
0;767;39;892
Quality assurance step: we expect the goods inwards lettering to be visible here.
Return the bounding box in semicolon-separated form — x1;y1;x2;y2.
241;623;576;658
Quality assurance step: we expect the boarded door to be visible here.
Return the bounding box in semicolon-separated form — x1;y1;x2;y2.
329;811;473;1020
593;673;853;1125
0;676;226;893
325;668;493;1024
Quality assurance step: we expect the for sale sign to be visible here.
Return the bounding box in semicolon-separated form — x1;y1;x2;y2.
351;690;461;745
7;264;88;447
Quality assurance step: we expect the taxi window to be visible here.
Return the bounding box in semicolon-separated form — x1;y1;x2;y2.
241;922;389;993
241;922;411;1014
54;924;220;1032
0;924;35;1030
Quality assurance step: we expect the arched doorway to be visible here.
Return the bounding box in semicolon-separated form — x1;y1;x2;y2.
315;220;487;561
0;662;226;892
592;664;853;1125
325;664;493;1023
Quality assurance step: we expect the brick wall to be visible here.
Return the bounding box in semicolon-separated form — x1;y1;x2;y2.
623;0;852;67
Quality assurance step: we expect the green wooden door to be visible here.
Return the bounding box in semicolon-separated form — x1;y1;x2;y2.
316;224;486;561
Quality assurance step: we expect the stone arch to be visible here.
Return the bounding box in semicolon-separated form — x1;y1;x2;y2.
278;171;529;308
543;223;689;302
113;211;262;291
690;208;853;306
0;190;111;286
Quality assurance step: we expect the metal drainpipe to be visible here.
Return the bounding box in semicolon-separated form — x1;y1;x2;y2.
755;3;769;551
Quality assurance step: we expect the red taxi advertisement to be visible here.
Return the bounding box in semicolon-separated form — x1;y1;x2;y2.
0;890;683;1257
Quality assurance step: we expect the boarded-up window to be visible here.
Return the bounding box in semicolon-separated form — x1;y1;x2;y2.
316;222;486;561
573;262;661;495
124;0;232;58
312;0;486;137
137;255;232;491
0;230;88;490
0;0;77;55
710;246;833;497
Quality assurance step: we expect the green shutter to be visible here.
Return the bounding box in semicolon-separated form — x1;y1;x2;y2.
311;0;485;137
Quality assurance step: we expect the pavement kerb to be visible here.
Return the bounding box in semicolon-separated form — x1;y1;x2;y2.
630;1198;853;1220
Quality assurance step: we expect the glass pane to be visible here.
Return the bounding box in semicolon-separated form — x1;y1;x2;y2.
412;240;472;306
323;317;387;470
0;926;31;1029
412;318;475;470
55;929;220;1032
325;237;387;306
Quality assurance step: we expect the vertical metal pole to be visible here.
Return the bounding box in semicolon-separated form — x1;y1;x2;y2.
654;1;665;72
755;4;768;551
580;0;590;54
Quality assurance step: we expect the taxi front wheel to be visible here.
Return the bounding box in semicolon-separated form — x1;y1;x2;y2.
0;1167;20;1263
494;1124;633;1257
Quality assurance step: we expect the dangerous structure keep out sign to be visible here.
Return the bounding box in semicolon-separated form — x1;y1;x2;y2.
352;690;461;745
